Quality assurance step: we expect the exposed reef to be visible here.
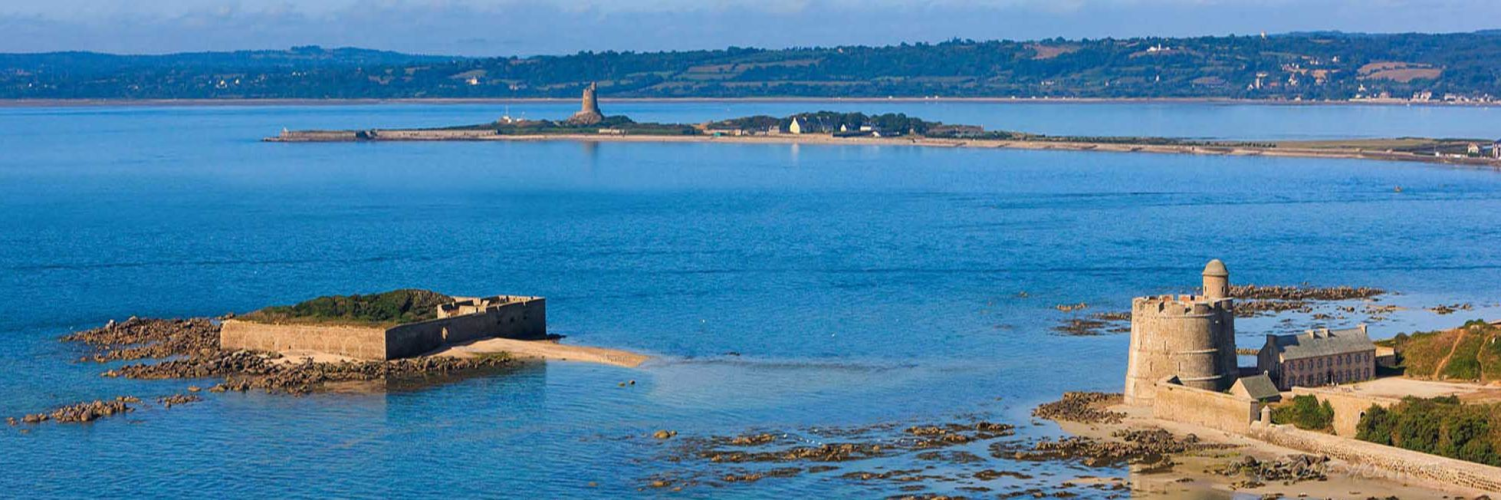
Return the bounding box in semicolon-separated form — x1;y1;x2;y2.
11;317;519;426
1054;284;1388;335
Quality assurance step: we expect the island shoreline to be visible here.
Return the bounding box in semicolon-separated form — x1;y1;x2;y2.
268;131;1501;168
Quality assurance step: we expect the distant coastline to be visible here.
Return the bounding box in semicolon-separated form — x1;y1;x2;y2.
4;96;1500;108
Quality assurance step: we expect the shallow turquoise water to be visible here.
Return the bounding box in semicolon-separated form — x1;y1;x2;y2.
3;102;1501;498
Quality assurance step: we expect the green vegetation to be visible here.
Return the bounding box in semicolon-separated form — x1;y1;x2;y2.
7;32;1501;100
712;111;949;136
1356;397;1501;466
1387;320;1501;382
1271;395;1336;432
241;289;453;327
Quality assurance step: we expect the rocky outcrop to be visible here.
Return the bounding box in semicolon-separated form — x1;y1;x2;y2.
1032;392;1125;424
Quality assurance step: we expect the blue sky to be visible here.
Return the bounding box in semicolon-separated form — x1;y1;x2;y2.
0;0;1496;55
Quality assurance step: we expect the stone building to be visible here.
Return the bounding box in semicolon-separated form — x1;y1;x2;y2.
566;82;605;125
1256;325;1377;390
1123;260;1239;406
1230;373;1282;403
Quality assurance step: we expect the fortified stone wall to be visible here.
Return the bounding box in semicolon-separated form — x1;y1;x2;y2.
1152;379;1262;435
221;297;547;360
273;130;362;142
1250;424;1501;494
1126;295;1235;404
385;298;546;359
371;129;496;140
220;320;388;360
1289;387;1399;437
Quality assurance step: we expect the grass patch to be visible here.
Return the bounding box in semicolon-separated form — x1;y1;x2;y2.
1442;330;1487;380
1391;320;1501;382
241;289;453;327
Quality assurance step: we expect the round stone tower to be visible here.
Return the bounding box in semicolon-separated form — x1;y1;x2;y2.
567;82;605;125
1123;261;1238;406
1202;259;1229;300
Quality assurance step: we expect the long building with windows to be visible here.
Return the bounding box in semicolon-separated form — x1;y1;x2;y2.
1255;325;1377;390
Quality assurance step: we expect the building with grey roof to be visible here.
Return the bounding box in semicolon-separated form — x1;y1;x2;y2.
1229;372;1282;402
1256;325;1377;390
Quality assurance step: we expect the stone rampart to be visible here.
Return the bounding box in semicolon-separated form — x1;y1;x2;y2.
1250;424;1501;494
384;298;546;359
1289;387;1400;437
1151;379;1261;435
221;297;546;360
371;129;496;140
220;320;387;360
270;130;362;142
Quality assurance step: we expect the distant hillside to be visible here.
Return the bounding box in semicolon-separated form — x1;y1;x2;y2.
3;33;1500;100
1386;320;1501;382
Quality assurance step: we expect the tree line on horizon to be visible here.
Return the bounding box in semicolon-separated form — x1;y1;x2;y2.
2;32;1499;100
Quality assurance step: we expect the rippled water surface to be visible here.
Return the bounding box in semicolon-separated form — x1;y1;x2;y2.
3;102;1501;498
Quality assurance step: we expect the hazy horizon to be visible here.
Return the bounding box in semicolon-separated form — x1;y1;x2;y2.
2;0;1498;56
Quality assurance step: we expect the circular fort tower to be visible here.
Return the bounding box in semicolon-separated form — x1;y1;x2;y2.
1123;260;1238;406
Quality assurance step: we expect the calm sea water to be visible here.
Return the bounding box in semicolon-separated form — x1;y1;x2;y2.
3;102;1501;498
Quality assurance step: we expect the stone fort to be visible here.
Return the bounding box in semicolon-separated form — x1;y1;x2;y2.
221;295;546;360
1123;259;1238;405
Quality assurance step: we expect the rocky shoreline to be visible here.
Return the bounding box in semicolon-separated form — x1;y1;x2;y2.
638;391;1466;499
9;317;521;426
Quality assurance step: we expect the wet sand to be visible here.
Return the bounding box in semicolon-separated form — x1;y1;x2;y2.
431;338;651;368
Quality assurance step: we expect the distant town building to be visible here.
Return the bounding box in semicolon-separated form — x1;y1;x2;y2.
789;117;808;135
1256;326;1377;390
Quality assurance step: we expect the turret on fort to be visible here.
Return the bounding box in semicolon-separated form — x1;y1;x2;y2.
566;82;605;125
1123;259;1239;406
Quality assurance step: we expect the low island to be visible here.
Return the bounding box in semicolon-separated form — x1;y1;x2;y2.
268;82;1501;168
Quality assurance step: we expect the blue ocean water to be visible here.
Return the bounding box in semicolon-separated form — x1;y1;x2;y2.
2;102;1501;498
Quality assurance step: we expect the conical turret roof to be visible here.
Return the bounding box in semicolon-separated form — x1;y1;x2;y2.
1202;259;1228;277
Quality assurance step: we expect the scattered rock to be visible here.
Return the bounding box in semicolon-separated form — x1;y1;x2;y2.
157;394;202;409
20;397;137;424
1032;392;1125;424
1214;454;1328;486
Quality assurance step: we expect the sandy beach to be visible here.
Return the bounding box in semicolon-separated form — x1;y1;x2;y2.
433;337;651;368
276;338;650;368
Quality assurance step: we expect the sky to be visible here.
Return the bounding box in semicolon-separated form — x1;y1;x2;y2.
0;0;1497;56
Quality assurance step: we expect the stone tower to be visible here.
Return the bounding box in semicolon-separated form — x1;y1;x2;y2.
567;82;605;125
1202;259;1229;300
1123;260;1238;406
